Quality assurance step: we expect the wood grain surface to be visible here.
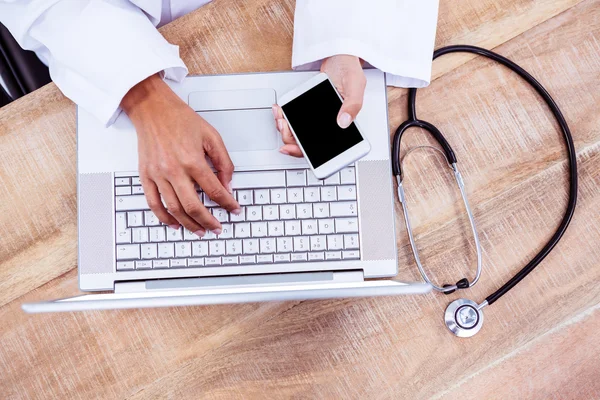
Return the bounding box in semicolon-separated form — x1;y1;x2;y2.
1;0;599;398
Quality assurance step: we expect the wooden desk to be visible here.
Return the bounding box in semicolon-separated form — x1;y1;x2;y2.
1;0;599;398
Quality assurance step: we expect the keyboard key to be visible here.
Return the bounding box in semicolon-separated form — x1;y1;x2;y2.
166;226;183;241
263;205;279;220
274;254;291;263
325;251;342;260
192;241;209;257
318;219;335;234
115;195;148;211
268;221;284;236
287;188;304;203
141;243;157;259
310;235;327;251
270;189;287;204
340;167;356;184
234;223;251;238
230;208;245;222
170;259;187;268
203;193;218;207
132;186;144;195
276;237;293;253
184;229;200;241
254;189;270;205
127;211;143;227
209;240;225;256
212;208;229;222
204;230;217;240
175;242;191;258
335;218;359;233
240;255;256;264
116;213;131;244
132;228;149;243
293;236;309;252
343;250;360;260
313;203;330;218
301;220;318;235
116;186;132;195
116;261;135;271
115;177;130;186
223;256;239;265
116;244;140;260
320;186;337;201
257;254;273;263
247;206;262;221
337;185;357;200
205;257;222;266
280;204;296;220
307;171;323;186
136;260;153;269
296;204;312;219
285;220;301;236
144;211;160;226
188;258;205;267
153;260;169;269
237;190;253;205
226;240;242;255
251;222;268;237
260;238;276;253
231;170;286;189
291;253;308;262
149;226;166;242
243;239;259;254
218;224;233;239
327;234;344;250
344;234;359;249
330;201;358;217
324;173;340;185
286;170;306;186
304;187;320;202
158;243;174;258
308;252;325;261
131;177;141;185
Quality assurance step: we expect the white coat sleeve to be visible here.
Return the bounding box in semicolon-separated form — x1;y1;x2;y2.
0;0;188;126
292;0;439;88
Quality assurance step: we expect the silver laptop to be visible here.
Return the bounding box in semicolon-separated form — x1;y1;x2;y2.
22;70;431;313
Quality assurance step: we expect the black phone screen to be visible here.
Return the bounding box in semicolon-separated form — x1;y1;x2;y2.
281;79;364;168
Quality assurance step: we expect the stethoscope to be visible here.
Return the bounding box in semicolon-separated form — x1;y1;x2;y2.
393;45;578;337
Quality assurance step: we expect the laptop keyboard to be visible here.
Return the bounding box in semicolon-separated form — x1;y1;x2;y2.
114;167;360;271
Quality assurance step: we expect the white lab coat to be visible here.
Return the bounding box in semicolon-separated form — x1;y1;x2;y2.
0;0;439;126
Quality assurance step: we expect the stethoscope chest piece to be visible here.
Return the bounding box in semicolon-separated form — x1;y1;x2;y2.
444;298;484;337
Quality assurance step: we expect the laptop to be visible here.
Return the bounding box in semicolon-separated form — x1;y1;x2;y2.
22;69;431;313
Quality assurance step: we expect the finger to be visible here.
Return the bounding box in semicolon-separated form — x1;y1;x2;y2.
140;177;179;228
170;177;219;234
337;72;367;129
279;144;303;158
204;130;235;194
193;163;240;214
276;117;297;145
155;179;207;235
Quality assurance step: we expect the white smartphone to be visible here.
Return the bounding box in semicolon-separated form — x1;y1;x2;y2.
278;73;371;179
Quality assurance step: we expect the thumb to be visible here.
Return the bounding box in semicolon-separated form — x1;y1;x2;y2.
337;75;366;129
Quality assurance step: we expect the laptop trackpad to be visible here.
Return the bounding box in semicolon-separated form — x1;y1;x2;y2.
189;89;279;152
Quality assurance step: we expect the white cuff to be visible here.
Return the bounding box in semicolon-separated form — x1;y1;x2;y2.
27;0;189;127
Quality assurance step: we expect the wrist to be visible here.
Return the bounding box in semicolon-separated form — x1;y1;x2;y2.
121;74;172;125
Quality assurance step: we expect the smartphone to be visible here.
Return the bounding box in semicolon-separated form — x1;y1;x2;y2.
278;73;371;179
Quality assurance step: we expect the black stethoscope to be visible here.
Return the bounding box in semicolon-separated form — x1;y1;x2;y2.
392;45;578;337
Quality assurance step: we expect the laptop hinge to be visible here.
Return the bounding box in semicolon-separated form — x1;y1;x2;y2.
114;270;364;294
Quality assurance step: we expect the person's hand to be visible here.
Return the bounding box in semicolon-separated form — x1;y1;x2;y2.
121;74;240;236
272;54;366;157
